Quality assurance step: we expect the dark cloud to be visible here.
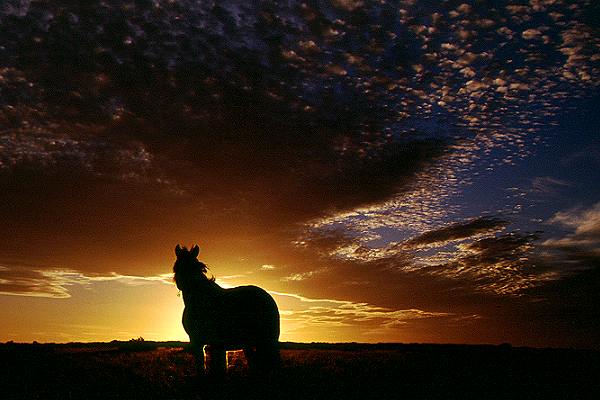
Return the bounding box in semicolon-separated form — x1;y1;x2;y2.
288;208;595;300
1;0;598;232
0;0;452;230
457;232;539;268
288;217;541;296
402;216;509;248
399;231;543;295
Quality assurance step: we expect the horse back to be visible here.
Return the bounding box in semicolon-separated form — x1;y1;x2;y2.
184;284;279;347
222;285;280;340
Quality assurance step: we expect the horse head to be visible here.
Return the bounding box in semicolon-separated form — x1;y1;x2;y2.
173;244;210;291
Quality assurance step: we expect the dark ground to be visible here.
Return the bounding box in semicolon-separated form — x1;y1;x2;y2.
1;341;598;399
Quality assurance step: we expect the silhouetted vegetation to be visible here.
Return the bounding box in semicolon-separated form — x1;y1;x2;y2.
0;341;598;399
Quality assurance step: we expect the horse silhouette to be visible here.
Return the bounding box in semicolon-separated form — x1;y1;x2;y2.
173;244;280;376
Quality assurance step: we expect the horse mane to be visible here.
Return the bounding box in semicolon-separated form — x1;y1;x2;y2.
201;263;216;283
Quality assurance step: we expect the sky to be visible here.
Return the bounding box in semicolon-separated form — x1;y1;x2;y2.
1;0;599;348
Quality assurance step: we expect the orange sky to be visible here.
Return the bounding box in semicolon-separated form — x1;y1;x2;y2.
1;234;594;348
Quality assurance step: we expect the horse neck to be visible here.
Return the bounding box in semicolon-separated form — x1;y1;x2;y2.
181;277;223;303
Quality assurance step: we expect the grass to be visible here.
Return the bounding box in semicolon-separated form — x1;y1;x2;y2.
1;341;598;399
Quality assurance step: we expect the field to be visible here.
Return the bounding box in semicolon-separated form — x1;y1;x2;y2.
1;341;598;399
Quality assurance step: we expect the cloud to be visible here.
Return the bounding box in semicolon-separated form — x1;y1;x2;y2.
417;231;548;295
330;0;364;12
390;203;600;297
281;268;327;282
402;216;509;249
530;176;572;195
295;204;598;297
0;264;172;298
292;215;548;296
405;203;600;296
522;28;543;40
0;266;76;298
548;202;600;236
543;202;600;257
1;2;465;269
271;290;457;333
0;1;599;347
0;1;597;238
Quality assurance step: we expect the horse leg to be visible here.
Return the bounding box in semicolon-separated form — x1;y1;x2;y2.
267;342;281;370
204;345;227;379
255;342;281;372
244;346;257;370
189;339;205;376
247;342;280;398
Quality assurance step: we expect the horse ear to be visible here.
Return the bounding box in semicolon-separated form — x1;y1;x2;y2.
175;244;183;257
190;245;200;258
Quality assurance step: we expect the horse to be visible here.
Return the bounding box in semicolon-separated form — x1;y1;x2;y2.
173;244;280;377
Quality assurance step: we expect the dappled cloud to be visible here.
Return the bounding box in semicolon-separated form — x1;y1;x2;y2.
2;0;598;239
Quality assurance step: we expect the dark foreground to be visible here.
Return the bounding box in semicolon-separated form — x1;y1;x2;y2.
1;341;598;399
